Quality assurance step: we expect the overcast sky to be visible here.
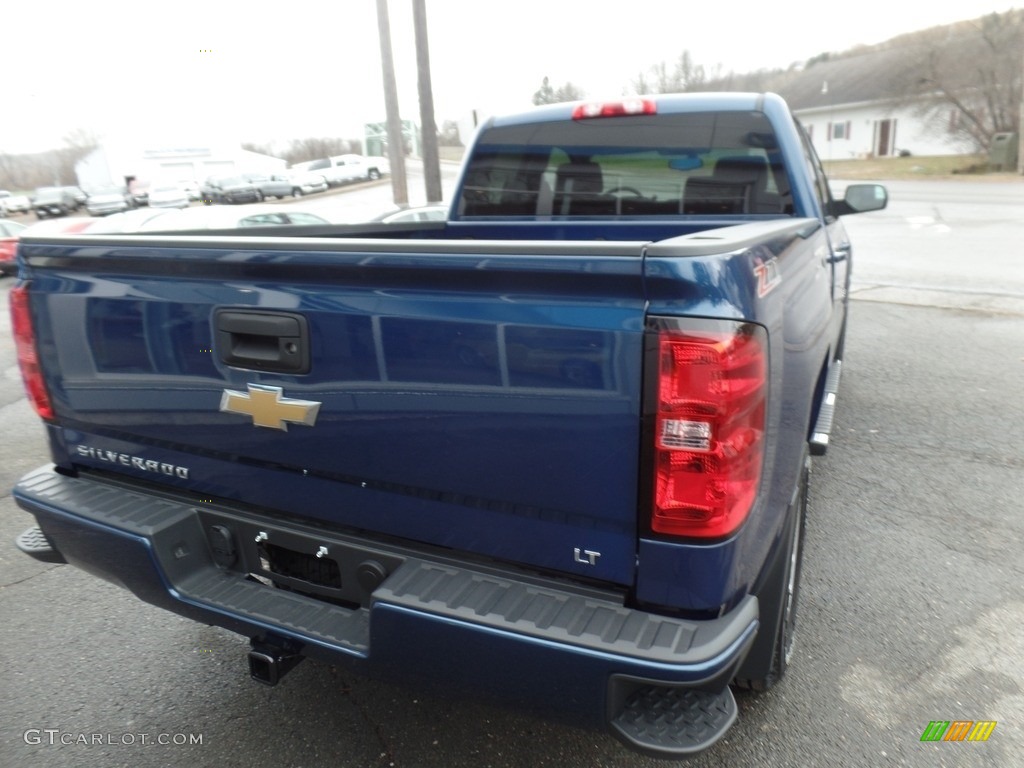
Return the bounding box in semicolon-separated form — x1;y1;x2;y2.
3;0;1019;154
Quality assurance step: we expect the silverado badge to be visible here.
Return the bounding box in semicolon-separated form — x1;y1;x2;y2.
220;384;321;431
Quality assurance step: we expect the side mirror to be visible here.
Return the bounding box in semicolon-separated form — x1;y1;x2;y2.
828;183;888;216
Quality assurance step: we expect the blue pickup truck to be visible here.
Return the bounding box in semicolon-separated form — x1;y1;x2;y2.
11;93;885;759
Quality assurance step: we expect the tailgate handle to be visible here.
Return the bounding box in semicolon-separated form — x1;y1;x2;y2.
216;310;310;374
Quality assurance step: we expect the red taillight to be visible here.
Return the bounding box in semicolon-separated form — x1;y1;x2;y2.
10;284;55;421
572;99;657;120
650;321;767;538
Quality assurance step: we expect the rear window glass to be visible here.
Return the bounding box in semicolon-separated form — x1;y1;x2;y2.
457;112;793;217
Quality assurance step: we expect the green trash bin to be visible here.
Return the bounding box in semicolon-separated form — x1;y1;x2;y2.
988;133;1018;172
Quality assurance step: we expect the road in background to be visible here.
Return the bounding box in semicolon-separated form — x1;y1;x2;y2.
1;180;1021;767
841;179;1024;314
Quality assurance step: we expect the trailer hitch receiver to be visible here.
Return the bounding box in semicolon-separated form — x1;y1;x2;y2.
248;636;304;686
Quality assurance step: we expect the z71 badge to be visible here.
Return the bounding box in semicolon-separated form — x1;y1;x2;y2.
754;256;782;298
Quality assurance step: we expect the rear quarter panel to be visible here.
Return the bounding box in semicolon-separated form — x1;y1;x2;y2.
637;218;832;612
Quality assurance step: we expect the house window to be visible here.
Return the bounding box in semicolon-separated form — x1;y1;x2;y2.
828;121;852;141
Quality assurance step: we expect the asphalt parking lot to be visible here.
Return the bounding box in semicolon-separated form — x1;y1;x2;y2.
1;178;1022;767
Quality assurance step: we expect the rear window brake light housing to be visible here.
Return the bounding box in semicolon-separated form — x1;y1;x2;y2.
572;99;657;120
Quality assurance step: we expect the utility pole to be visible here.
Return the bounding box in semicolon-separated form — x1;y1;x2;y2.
376;0;408;206
413;0;442;202
1018;49;1024;174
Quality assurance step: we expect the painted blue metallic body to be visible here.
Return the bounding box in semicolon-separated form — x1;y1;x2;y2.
22;213;832;612
25;245;650;585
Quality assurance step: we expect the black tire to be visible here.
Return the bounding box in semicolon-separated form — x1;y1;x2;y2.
734;453;809;691
367;168;381;181
255;191;264;202
293;188;303;198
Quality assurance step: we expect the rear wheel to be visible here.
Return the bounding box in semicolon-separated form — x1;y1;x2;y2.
734;453;809;691
293;188;303;197
367;168;381;181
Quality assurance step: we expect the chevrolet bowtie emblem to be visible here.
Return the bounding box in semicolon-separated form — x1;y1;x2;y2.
219;384;321;430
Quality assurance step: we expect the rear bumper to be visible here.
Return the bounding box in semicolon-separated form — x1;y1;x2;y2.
14;464;758;754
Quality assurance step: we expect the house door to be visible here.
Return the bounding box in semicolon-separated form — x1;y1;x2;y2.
874;119;896;156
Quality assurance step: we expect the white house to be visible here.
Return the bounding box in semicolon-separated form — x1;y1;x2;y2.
76;142;286;192
774;45;981;159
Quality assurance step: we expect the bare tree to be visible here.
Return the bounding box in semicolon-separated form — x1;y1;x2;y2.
895;10;1023;150
56;128;100;186
554;82;584;102
532;77;556;105
630;50;717;94
632;71;652;96
241;141;275;156
283;137;362;166
532;77;584;105
438;120;463;147
0;152;26;190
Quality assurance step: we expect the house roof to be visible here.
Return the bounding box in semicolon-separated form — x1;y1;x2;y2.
701;10;1023;113
771;47;913;111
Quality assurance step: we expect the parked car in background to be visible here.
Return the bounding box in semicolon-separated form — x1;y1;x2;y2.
138;204;330;231
243;173;291;200
0;219;27;275
147;183;190;209
63;187;87;208
288;171;328;196
31;187;78;219
201;176;261;205
129;181;150;206
1;194;32;216
373;204;448;224
244;172;329;199
306;154;390;186
85;186;133;216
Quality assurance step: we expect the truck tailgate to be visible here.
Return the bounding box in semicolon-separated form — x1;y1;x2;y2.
24;236;648;585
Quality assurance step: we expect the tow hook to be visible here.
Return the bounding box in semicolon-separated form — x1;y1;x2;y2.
248;636;304;685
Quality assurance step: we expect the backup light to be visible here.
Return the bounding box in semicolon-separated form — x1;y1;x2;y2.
660;419;712;451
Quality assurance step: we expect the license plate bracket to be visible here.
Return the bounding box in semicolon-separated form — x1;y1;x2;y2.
258;539;342;590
